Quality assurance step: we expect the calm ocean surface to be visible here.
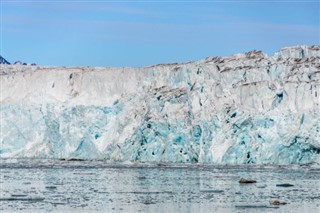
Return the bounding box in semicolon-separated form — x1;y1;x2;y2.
1;159;319;213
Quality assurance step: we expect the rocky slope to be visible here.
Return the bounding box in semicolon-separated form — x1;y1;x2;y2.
0;55;10;65
1;45;320;164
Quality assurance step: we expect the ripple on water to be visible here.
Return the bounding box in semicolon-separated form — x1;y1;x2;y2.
0;159;319;213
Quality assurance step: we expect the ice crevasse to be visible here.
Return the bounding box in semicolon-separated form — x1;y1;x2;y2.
1;45;320;164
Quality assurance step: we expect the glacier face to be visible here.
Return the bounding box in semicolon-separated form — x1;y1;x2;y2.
1;45;320;164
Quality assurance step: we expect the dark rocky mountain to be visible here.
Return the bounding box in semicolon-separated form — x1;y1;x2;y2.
0;56;36;66
0;55;10;64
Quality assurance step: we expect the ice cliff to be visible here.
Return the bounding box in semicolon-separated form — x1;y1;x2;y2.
1;45;320;164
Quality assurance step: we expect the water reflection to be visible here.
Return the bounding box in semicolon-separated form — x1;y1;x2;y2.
0;159;319;212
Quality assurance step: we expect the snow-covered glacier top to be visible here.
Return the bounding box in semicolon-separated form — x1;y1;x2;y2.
1;45;320;164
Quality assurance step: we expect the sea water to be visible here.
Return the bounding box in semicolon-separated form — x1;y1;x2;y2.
0;159;319;212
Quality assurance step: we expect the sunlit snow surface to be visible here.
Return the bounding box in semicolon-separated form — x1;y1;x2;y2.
1;45;320;163
0;159;320;213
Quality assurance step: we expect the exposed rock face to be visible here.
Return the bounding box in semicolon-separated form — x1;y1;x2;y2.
1;45;319;164
0;55;10;65
13;61;36;66
0;56;36;66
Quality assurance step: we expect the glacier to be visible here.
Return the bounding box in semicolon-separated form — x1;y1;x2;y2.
1;45;320;164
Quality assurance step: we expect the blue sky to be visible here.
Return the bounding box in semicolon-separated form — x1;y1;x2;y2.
1;0;319;67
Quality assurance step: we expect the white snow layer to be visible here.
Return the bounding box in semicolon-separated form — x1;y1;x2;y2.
1;45;320;164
